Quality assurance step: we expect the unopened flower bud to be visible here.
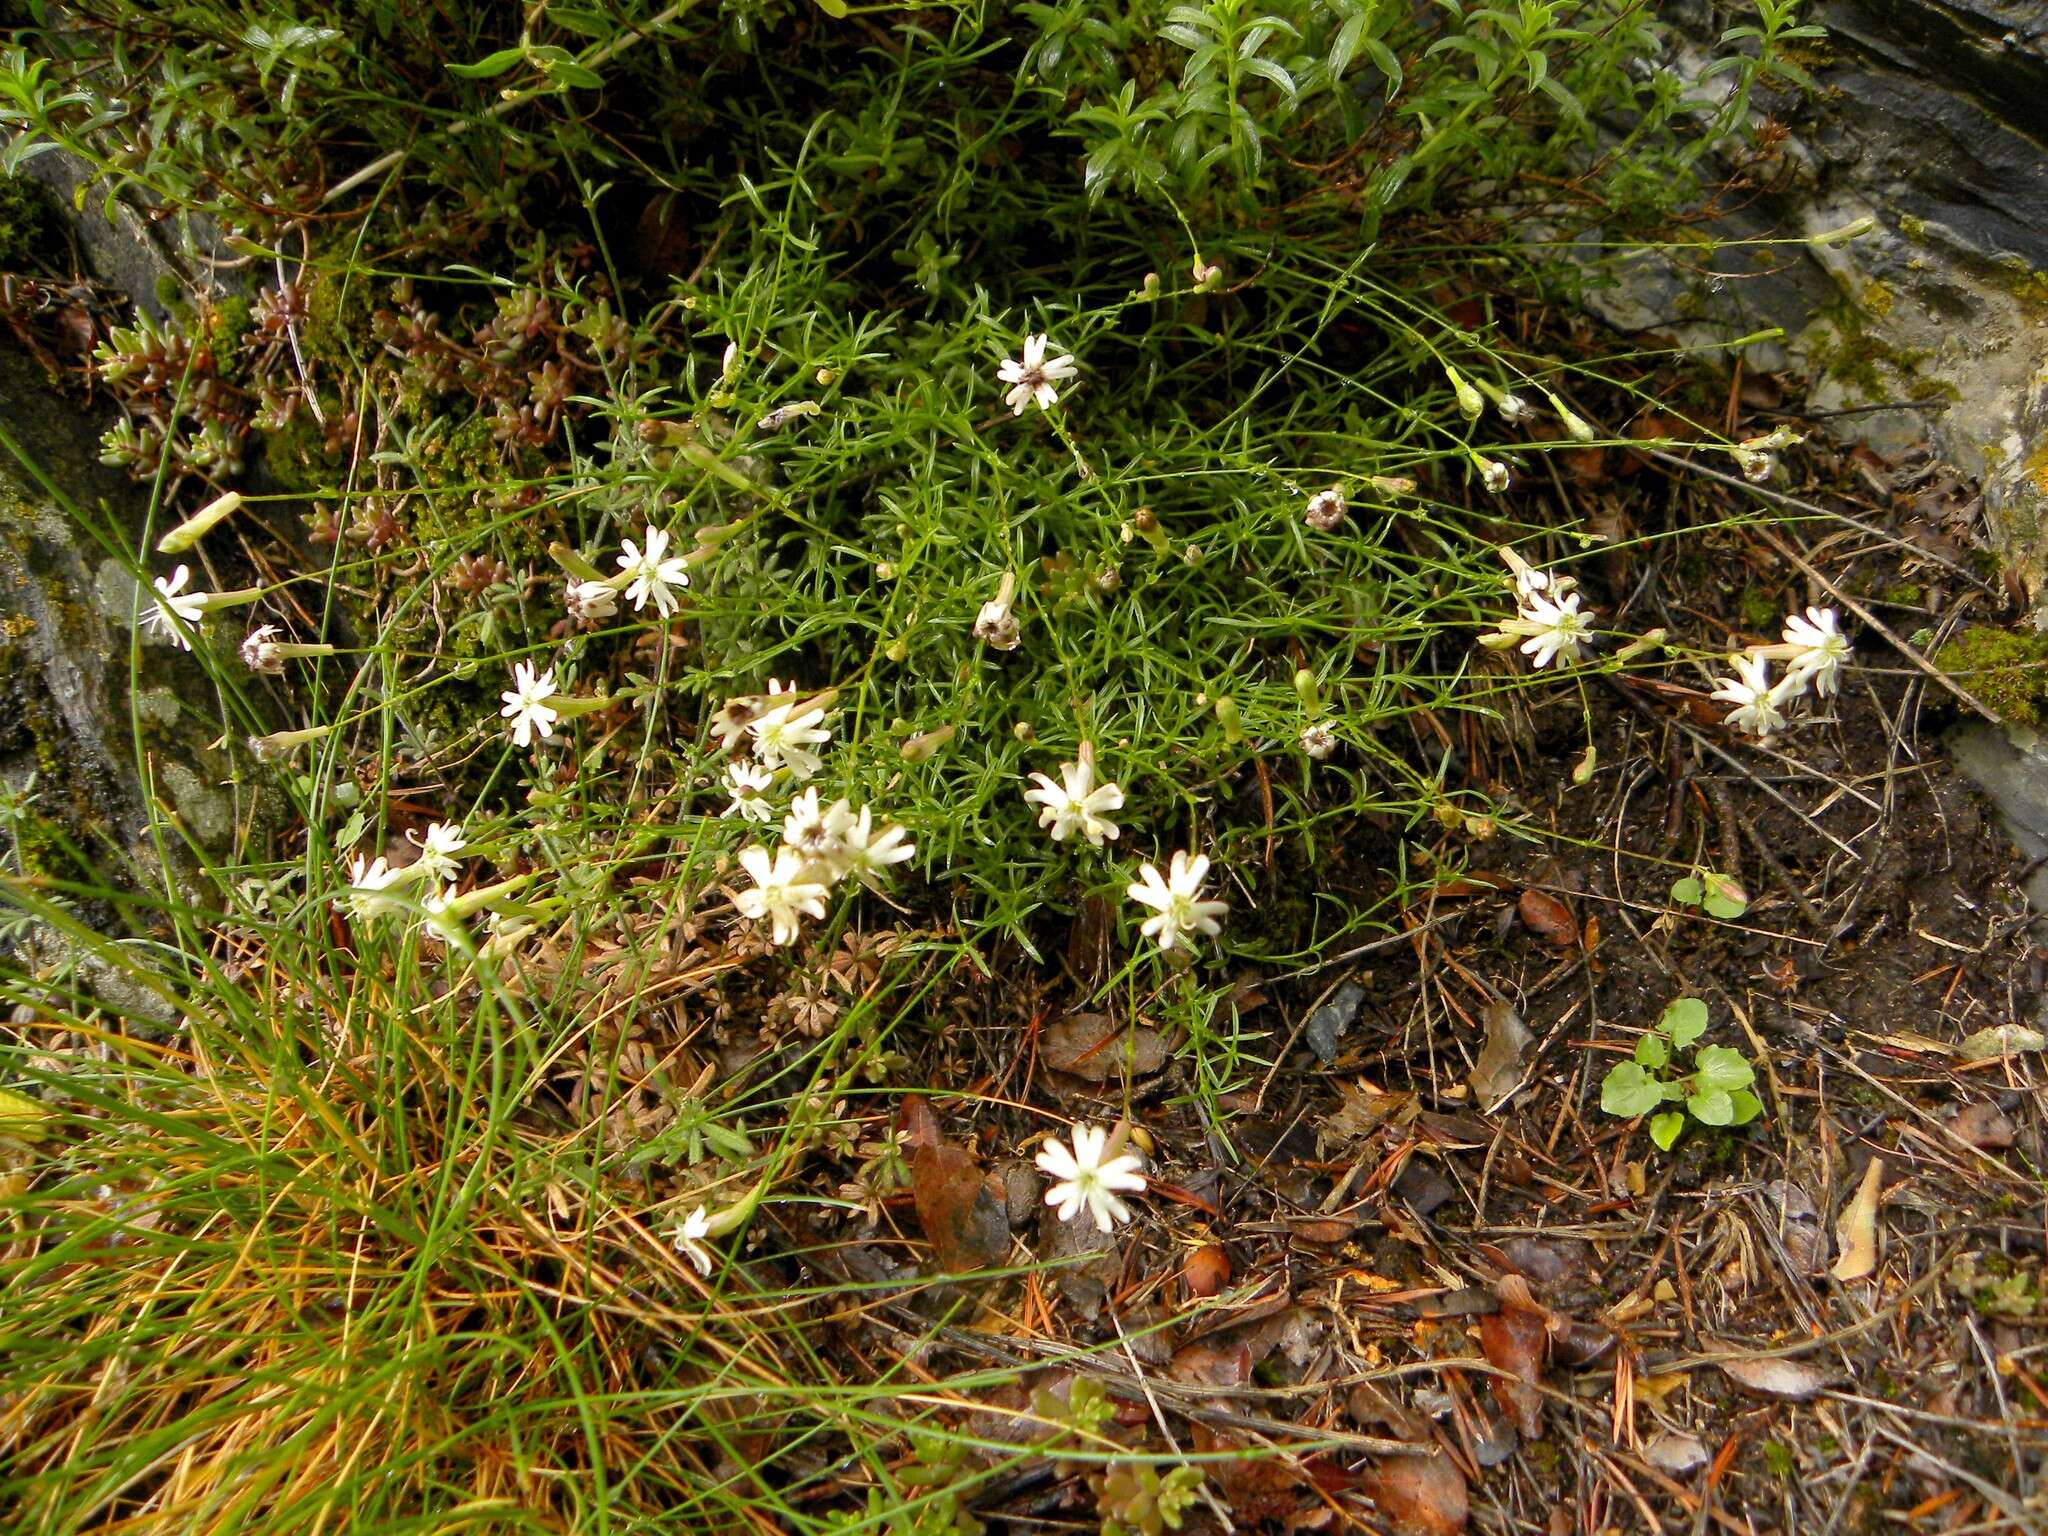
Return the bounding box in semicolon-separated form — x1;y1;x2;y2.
1445;363;1485;420
1213;696;1244;744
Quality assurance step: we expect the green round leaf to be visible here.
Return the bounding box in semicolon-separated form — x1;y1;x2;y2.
1601;1061;1665;1119
1729;1088;1763;1125
1660;997;1709;1050
1694;1045;1755;1094
1669;876;1703;907
1687;1088;1735;1126
1634;1032;1670;1070
1649;1111;1686;1150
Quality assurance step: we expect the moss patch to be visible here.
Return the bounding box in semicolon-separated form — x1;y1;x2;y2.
1932;625;2048;725
0;173;57;270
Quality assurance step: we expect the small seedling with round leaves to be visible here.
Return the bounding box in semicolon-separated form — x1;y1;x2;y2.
1602;997;1763;1150
1670;868;1749;920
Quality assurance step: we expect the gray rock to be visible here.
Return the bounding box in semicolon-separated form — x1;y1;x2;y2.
1587;3;2048;601
0;339;267;976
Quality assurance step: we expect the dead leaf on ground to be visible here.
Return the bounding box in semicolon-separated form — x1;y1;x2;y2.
1196;1428;1342;1532
1184;1243;1231;1299
1718;1355;1833;1401
1478;1304;1547;1440
1042;1013;1168;1082
1321;1081;1418;1151
1644;1430;1709;1477
897;1096;943;1150
1168;1340;1251;1387
1468;1000;1535;1110
1765;1180;1828;1275
911;1140;1010;1273
1956;1024;2046;1058
1952;1101;2017;1150
1831;1156;1884;1283
1517;889;1579;947
1364;1451;1468;1536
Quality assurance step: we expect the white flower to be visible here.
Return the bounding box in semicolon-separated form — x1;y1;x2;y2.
1499;547;1573;605
501;661;560;747
419;883;462;942
616;526;691;617
733;844;831;946
241;624;285;674
342;854;407;920
710;697;761;753
974;572;1021;651
409;821;467;884
750;698;833;781
723;760;777;823
836;805;915;887
1303;487;1346;532
1710;653;1793;738
1301;723;1337;760
1512;591;1596;670
143;565;207;649
1036;1123;1147;1233
673;1205;716;1277
1732;446;1774;483
1781;606;1849;697
1477;456;1511;494
1126;849;1229;953
566;579;619;625
1498;392;1534;424
1023;746;1124;847
781;787;848;868
997;333;1077;415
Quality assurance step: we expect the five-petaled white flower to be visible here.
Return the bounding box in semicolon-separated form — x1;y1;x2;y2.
673;1205;716;1277
997;333;1077;415
616;526;691;617
1477;456;1511;494
1127;849;1229;953
1711;653;1792;738
1781;606;1848;697
781;787;845;864
1301;723;1337;760
835;804;916;887
723;760;776;823
241;623;285;674
144;565;207;649
1023;746;1125;847
750;697;833;781
1036;1123;1148;1233
501;661;560;747
1513;591;1595;670
566;578;620;626
1498;393;1534;424
342;854;407;920
734;844;831;946
409;821;468;884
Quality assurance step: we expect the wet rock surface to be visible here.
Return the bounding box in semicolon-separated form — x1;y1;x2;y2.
1620;0;2048;598
0;341;260;949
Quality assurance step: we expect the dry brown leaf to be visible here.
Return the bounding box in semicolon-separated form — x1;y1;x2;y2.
1468;1000;1535;1110
1643;1431;1708;1477
1952;1102;2017;1151
910;1141;1009;1274
1718;1356;1832;1401
1184;1243;1231;1299
1168;1340;1252;1387
1364;1451;1468;1536
1517;889;1579;947
1042;1013;1168;1082
1831;1157;1884;1283
1478;1305;1547;1440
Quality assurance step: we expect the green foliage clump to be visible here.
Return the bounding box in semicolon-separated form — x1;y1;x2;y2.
1602;997;1763;1150
1933;625;2048;725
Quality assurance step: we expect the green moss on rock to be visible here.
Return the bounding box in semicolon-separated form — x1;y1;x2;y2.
1932;626;2048;725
